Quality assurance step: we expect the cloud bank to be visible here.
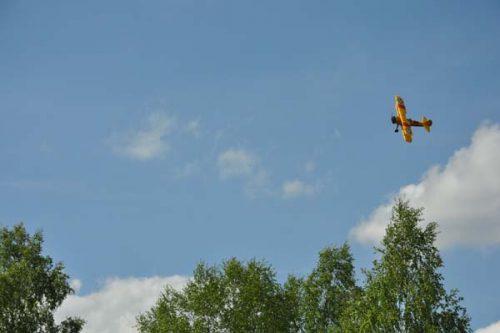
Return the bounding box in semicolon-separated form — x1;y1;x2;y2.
56;275;189;333
350;123;500;249
476;320;500;333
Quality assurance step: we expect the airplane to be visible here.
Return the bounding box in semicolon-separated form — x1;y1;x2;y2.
391;96;432;143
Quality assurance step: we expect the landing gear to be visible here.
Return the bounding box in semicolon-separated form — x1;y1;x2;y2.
391;115;400;132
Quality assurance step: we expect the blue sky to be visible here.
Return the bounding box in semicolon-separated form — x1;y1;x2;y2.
1;1;500;331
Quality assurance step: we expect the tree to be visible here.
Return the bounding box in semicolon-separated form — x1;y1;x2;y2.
137;258;298;333
137;246;359;333
138;201;472;333
0;223;84;333
301;244;358;333
341;200;471;333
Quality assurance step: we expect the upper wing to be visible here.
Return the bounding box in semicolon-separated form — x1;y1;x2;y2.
401;124;412;143
395;99;412;143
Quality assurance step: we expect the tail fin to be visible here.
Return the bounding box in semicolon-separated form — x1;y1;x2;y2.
422;117;432;132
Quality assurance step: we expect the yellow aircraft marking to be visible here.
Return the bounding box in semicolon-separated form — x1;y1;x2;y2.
395;96;412;143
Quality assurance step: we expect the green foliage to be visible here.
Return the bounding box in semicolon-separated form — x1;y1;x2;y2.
283;275;304;332
0;223;84;333
58;317;85;333
137;258;298;333
137;246;358;333
340;200;471;333
301;244;358;333
138;200;471;333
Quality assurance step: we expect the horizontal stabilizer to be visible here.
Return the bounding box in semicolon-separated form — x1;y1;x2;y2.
422;117;432;132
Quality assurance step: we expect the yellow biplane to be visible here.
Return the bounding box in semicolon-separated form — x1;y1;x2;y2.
391;96;432;143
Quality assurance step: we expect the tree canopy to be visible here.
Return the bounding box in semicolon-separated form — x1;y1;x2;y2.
138;200;471;333
341;200;470;332
137;258;299;333
0;224;84;333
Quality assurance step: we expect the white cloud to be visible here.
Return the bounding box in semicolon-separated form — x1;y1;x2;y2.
56;275;189;333
217;148;273;197
109;112;174;160
216;149;325;199
70;279;82;293
282;179;319;199
350;123;500;249
217;148;256;178
476;320;500;333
